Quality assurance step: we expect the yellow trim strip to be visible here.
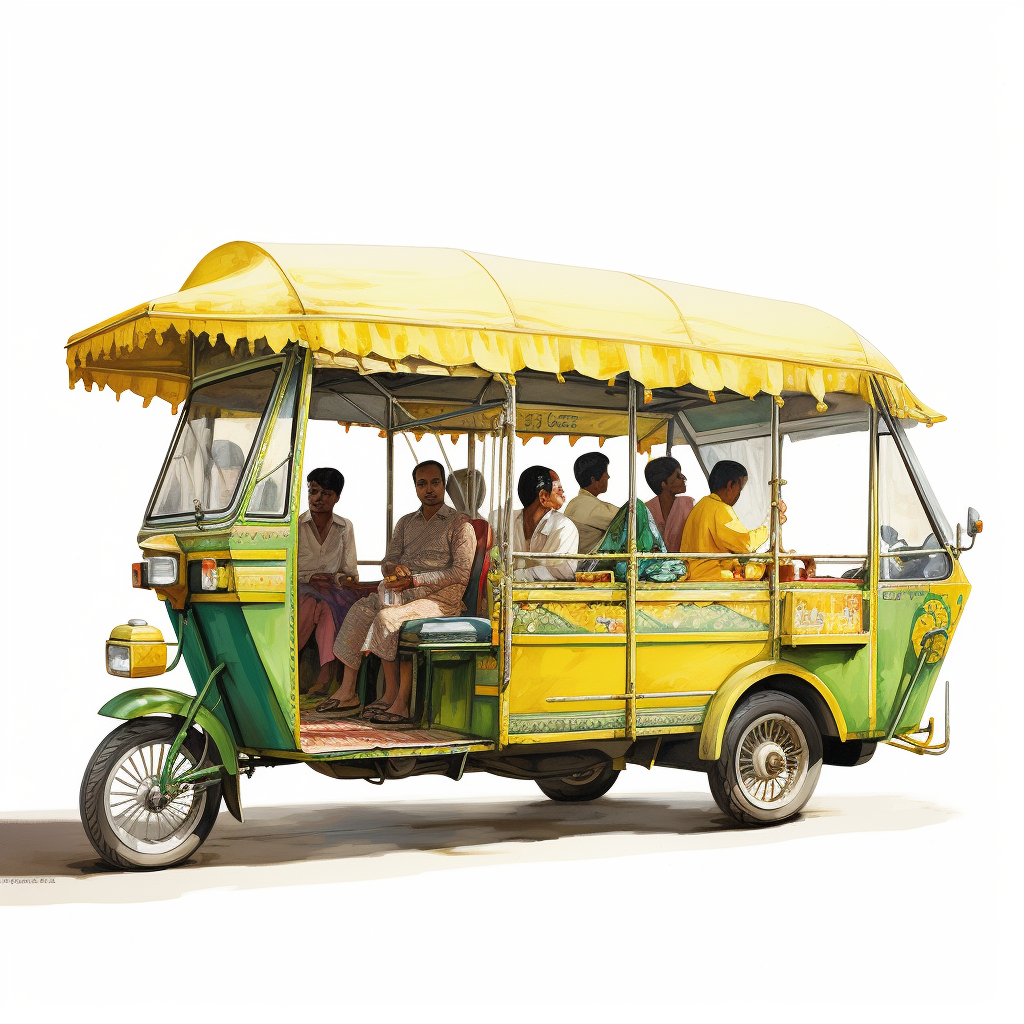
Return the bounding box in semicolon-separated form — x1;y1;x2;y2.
189;593;285;603
185;549;287;561
781;632;870;646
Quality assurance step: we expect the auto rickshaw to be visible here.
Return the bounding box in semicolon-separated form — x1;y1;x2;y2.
67;242;980;869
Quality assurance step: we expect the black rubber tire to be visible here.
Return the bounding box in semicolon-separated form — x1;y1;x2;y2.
535;762;620;802
80;718;222;870
708;690;822;827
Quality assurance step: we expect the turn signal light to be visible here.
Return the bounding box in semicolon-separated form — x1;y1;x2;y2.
201;558;218;591
975;520;983;533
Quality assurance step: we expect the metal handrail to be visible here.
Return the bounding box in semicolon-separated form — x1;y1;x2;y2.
884;627;948;741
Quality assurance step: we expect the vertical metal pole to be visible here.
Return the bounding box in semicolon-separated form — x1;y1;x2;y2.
499;376;517;748
769;398;782;658
386;396;395;544
666;416;675;457
467;431;477;515
626;380;638;742
868;403;880;733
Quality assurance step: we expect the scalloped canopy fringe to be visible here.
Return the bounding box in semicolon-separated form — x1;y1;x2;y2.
65;243;944;424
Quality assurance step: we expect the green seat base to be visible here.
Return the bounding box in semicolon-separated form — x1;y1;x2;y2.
400;617;493;645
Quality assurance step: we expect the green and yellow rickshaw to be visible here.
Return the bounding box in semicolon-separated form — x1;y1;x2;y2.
68;242;980;869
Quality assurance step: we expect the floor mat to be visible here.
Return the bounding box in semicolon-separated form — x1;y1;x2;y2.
299;713;487;754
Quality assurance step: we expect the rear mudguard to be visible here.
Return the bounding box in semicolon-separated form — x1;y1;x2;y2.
698;660;849;761
98;687;243;822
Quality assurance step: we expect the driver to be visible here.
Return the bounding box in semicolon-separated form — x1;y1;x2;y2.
680;460;785;581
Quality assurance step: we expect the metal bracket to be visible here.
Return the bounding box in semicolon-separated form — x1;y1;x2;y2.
886;681;950;756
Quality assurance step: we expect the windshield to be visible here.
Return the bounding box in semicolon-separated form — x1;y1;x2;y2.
148;367;281;520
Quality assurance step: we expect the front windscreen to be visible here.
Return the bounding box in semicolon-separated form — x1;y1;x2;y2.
148;367;280;519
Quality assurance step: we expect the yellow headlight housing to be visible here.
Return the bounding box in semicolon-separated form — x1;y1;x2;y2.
106;619;168;678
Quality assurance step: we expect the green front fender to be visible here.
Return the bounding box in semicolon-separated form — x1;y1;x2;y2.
98;687;243;822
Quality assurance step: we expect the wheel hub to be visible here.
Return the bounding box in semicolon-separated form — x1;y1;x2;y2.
751;741;787;780
140;778;172;812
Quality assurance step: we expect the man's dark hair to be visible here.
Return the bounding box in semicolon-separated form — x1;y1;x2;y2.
644;456;680;496
412;460;446;484
574;452;610;488
518;465;554;507
709;460;748;492
306;467;344;494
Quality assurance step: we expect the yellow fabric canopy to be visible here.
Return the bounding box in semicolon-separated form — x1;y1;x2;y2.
66;241;942;422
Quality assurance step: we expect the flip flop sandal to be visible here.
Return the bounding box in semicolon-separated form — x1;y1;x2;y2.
366;710;418;727
315;698;362;715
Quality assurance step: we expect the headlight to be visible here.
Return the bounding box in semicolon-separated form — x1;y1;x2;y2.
131;556;179;588
106;643;131;676
146;556;178;586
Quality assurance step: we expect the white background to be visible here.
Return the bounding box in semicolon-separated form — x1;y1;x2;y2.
0;1;1020;1018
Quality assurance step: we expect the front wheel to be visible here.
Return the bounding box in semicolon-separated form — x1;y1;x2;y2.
708;691;822;826
80;718;223;870
535;762;620;802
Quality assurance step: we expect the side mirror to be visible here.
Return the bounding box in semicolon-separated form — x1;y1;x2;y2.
956;507;982;554
880;524;898;547
967;507;983;538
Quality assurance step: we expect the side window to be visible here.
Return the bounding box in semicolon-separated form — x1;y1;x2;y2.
248;364;301;518
781;428;869;578
878;435;951;580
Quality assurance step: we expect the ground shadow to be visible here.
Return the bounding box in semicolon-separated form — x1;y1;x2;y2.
0;791;954;905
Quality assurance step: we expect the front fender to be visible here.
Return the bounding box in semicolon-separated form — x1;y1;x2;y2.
98;687;243;821
698;660;848;761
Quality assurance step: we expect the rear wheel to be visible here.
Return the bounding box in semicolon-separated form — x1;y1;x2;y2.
535;762;620;802
708;691;822;826
80;718;222;870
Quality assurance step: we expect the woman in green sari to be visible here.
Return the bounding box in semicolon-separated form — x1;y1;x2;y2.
581;500;688;582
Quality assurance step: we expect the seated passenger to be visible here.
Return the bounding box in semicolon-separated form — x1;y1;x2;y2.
644;456;694;551
680;459;785;582
329;461;476;725
298;468;360;700
583;500;687;582
446;468;486;516
564;452;619;552
512;465;579;581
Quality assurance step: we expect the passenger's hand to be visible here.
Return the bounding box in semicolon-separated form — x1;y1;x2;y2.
393;565;412;578
384;575;414;592
777;499;788;526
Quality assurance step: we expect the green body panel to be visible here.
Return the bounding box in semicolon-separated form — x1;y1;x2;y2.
876;586;951;734
427;652;475;733
471;699;499;739
785;645;872;733
241;602;294;734
98;686;239;774
190;604;295;750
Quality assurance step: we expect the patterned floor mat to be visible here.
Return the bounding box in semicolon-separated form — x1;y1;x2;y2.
299;713;485;754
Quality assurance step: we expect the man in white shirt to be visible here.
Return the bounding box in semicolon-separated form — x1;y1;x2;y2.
563;452;619;552
298;468;360;698
511;465;580;581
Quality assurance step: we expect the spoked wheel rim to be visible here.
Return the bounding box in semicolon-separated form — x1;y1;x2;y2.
734;713;809;811
102;740;208;856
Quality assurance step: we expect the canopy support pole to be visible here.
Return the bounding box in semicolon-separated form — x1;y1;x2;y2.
467;432;477;514
499;376;516;748
626;380;638;742
386;395;395;543
769;398;782;658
